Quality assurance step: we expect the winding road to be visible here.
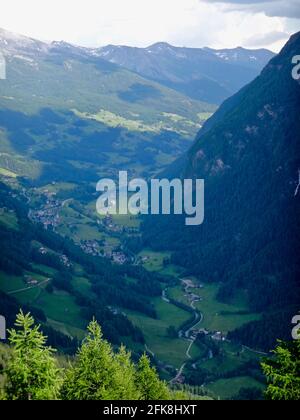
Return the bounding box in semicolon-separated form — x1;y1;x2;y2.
169;279;204;384
143;279;204;383
144;278;267;385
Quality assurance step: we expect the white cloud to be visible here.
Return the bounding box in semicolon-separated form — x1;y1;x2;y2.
202;1;300;19
0;0;298;51
243;31;291;48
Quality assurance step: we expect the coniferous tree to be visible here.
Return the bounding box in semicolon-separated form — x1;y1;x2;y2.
135;354;170;400
262;340;300;401
4;311;60;400
60;320;139;400
114;345;141;400
1;313;193;401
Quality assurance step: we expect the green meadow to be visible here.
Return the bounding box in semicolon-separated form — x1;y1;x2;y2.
127;297;194;368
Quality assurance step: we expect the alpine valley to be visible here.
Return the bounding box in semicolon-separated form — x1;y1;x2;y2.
0;27;299;400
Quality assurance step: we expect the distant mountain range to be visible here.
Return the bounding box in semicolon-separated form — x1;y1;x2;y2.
0;28;274;106
0;27;273;186
98;42;275;104
0;28;217;181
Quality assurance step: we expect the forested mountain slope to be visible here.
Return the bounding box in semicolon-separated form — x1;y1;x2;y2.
142;32;300;351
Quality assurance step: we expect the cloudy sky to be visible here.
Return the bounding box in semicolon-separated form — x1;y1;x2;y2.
0;0;299;51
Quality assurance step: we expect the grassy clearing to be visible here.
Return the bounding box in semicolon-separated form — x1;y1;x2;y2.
206;376;265;400
169;282;260;333
0;209;18;230
47;318;86;340
160;264;183;277
72;224;102;241
127;297;192;368
0;268;87;339
57;203;104;244
204;342;264;377
34;289;84;328
111;214;140;229
0;272;25;294
73;109;159;133
195;284;260;332
57;216;102;243
13;286;43;304
0;270;50;304
138;249;172;272
30;264;57;277
37;182;76;194
73;108;203;137
0;167;17;178
168;286;189;305
72;276;94;299
0;153;41;180
201;350;247;375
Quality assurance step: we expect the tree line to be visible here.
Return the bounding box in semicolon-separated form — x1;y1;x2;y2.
0;311;299;400
0;311;187;401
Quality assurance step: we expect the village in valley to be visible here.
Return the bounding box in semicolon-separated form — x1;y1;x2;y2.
28;189;63;230
27;188;140;266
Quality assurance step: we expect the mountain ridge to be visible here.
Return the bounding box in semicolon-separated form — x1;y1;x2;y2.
0;27;275;105
97;41;275;104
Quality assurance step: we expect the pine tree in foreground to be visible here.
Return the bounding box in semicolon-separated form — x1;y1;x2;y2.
60;320;174;400
2;312;188;400
135;354;171;400
4;311;60;400
261;340;300;401
60;320;141;400
114;345;141;400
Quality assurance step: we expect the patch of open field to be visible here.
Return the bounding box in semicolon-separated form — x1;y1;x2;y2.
47;318;86;341
112;214;141;229
206;376;265;400
34;289;85;329
0;208;18;230
137;249;172;272
169;282;260;333
72;276;94;299
0;167;17;178
195;284;260;332
127;297;193;368
0;272;25;294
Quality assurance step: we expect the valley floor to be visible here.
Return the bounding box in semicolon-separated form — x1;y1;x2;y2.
121;246;265;399
0;181;266;400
